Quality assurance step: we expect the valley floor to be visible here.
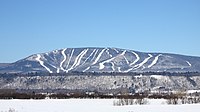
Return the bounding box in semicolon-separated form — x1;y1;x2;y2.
0;99;200;112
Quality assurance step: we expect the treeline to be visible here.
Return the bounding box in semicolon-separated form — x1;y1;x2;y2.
0;71;199;77
114;93;200;106
0;93;46;99
0;89;200;100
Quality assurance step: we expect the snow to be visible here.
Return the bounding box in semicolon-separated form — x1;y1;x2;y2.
49;64;57;69
0;99;199;112
91;49;99;61
93;48;106;65
123;55;129;64
135;74;143;78
113;48;119;53
99;50;126;70
35;54;53;73
121;50;129;64
66;49;74;71
187;90;200;94
111;62;115;71
150;75;169;80
56;68;60;73
81;49;96;65
99;63;105;70
75;49;88;67
134;54;153;69
83;66;90;72
117;67;121;72
99;56;115;70
20;47;199;73
124;68;133;72
186;61;192;67
130;51;140;66
106;49;112;57
121;50;126;55
67;49;88;71
148;54;162;68
60;48;67;72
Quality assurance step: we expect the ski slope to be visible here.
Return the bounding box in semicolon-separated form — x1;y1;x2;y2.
2;47;200;73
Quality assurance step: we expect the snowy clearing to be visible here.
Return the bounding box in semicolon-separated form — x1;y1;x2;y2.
0;99;200;112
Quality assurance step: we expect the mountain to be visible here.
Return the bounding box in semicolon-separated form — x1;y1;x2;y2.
1;47;200;73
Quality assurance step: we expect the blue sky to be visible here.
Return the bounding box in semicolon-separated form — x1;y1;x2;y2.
0;0;200;62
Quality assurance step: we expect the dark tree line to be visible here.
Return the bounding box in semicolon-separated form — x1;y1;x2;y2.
0;71;199;77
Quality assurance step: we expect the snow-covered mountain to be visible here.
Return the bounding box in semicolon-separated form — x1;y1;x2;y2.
1;47;200;73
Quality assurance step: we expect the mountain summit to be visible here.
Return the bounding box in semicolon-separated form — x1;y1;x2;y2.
1;47;200;73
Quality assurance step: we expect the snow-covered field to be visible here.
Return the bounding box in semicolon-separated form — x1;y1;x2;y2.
0;99;200;112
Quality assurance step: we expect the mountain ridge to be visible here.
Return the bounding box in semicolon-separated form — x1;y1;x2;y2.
1;47;200;73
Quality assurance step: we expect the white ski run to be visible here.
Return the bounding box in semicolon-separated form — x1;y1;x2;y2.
106;49;112;57
130;51;140;66
99;50;126;70
124;54;153;72
113;48;119;53
186;61;192;67
92;48;106;65
83;66;90;72
60;48;67;72
68;49;88;71
81;49;96;66
148;54;162;68
35;54;53;73
134;54;153;69
91;49;99;62
66;49;74;72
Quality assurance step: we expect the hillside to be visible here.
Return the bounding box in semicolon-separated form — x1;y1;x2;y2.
1;47;200;73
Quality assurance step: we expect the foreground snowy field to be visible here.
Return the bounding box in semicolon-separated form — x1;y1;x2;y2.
0;99;200;112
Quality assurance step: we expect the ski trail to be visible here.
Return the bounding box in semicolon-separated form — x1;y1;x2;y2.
130;51;140;66
66;49;74;71
99;50;126;70
99;63;105;70
93;48;106;65
148;54;162;68
81;49;96;66
91;49;99;62
106;49;112;57
111;62;115;71
124;56;129;64
49;64;59;73
75;49;88;67
123;55;129;64
121;50;129;64
186;61;192;67
117;67;121;72
121;50;126;55
124;68;133;73
134;54;153;69
124;54;153;72
49;64;57;69
57;69;60;73
68;49;87;71
83;66;90;72
35;54;53;73
60;48;67;72
113;48;119;53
